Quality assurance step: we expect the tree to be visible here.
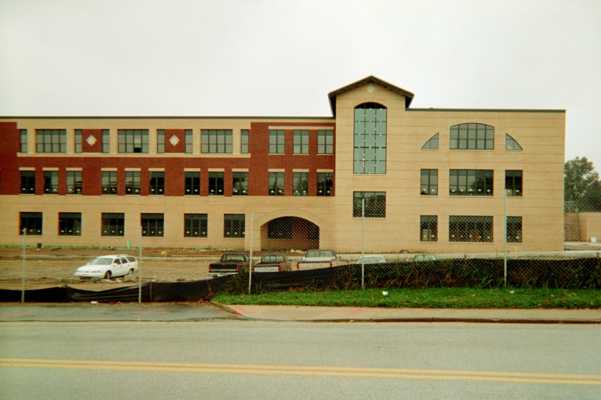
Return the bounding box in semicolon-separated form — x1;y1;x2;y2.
564;157;601;212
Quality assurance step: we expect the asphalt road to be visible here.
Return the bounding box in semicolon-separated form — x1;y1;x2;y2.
0;321;599;400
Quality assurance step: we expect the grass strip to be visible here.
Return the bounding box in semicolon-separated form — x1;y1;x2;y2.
214;288;601;309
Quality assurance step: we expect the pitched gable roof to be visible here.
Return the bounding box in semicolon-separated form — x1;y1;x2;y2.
328;75;414;115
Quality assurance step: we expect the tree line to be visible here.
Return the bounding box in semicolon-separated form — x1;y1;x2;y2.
564;157;601;212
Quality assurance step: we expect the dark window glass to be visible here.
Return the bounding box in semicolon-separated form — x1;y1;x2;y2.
141;213;163;236
59;212;81;236
354;103;387;174
450;123;494;150
157;130;165;153
66;171;83;194
74;129;82;153
102;129;110;153
420;215;438;241
269;172;285;196
118;129;149;153
209;172;224;195
125;171;141;194
102;171;118;194
240;129;249;154
224;214;245;238
317;172;333;196
19;129;28;153
185;129;193;153
36;129;67;153
507;216;523;243
233;172;248;195
293;172;308;196
184;171;200;195
421;133;439;150
449;216;493;242
101;213;124;236
269;130;285;154
20;171;35;193
420;169;438;195
505;170;523;196
149;171;164;195
201;130;233;153
43;171;59;193
293;130;309;154
20;212;42;235
449;170;493;196
268;217;293;239
184;214;207;237
317;130;334;154
353;192;386;218
506;134;523;151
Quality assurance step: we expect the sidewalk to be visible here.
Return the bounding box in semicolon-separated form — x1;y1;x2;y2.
222;304;601;324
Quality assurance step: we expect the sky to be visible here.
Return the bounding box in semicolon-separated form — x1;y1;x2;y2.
1;0;600;169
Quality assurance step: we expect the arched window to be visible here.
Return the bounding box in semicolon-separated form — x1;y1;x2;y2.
505;134;523;151
354;103;386;174
450;123;494;150
421;133;439;150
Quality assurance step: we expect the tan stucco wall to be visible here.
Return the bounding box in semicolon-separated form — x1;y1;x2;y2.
573;212;601;242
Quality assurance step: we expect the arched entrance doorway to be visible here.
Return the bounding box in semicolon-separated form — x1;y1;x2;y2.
260;216;319;251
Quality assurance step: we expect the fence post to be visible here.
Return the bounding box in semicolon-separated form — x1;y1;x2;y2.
138;246;142;304
503;188;508;288
248;212;254;294
20;228;26;304
361;198;365;289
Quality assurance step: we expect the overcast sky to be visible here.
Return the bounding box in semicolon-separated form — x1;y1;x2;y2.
1;0;599;168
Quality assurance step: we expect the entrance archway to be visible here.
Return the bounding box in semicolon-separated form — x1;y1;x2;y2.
260;216;319;251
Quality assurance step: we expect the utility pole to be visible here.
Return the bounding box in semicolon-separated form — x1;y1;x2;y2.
21;228;26;303
248;212;254;294
361;198;365;289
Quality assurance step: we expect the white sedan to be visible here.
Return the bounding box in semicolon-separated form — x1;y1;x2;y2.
74;255;138;279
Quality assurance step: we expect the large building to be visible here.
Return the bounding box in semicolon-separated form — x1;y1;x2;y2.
0;76;565;252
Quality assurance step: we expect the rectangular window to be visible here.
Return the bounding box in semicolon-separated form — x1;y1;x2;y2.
201;129;233;153
293;130;309;154
420;215;438;241
354;106;387;174
157;130;165;153
317;172;333;196
101;213;124;236
240;129;249;154
353;192;386;218
20;212;42;235
20;171;35;193
141;213;164;237
74;129;82;153
224;214;245;238
208;172;224;195
102;129;110;153
19;129;28;153
293;172;308;196
449;216;493;242
269;130;285;154
269;172;285;196
317;130;333;154
232;172;248;195
420;169;438;195
449;169;493;196
268;218;293;239
125;171;141;194
505;170;523;196
66;171;83;194
507;216;522;243
184;171;200;195
118;129;149;153
43;171;59;193
36;129;66;153
184;214;207;237
102;171;118;194
185;129;193;154
149;171;164;195
59;212;81;236
450;124;494;150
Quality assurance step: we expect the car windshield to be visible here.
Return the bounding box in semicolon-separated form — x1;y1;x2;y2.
89;257;113;266
223;254;246;262
262;255;283;263
305;250;321;258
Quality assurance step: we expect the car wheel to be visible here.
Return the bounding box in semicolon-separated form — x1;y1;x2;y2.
104;271;112;280
129;268;135;275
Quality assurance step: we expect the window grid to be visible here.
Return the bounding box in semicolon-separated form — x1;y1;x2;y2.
269;172;285;196
421;133;439;150
353;192;386;218
201;130;233;153
59;212;81;236
240;129;249;154
125;171;141;194
20;171;36;193
268;218;293;239
184;214;208;237
450;123;494;150
449;169;494;196
149;171;164;195
507;216;523;243
141;213;164;237
66;171;83;194
157;130;165;153
43;171;59;193
317;172;333;196
102;171;118;194
353;105;387;174
208;172;224;195
74;129;82;153
269;130;285;154
233;172;248;195
184;171;200;195
36;129;66;153
102;213;124;236
420;169;438;195
102;129;110;153
20;212;42;235
449;216;493;242
420;215;438;241
19;129;28;153
293;130;309;154
505;134;523;151
118;129;149;153
185;130;193;154
317;130;333;154
224;214;245;238
505;170;523;196
293;172;308;196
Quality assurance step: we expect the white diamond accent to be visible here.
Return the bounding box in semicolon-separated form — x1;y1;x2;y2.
86;135;97;146
169;135;180;146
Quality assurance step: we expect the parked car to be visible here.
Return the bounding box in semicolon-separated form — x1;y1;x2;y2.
298;249;337;269
74;255;138;279
413;254;437;262
356;255;387;265
209;252;249;277
253;254;292;273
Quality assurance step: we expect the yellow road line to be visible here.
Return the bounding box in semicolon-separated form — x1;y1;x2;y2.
0;358;599;386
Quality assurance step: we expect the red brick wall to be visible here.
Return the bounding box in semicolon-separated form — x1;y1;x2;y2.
82;129;103;153
163;129;186;153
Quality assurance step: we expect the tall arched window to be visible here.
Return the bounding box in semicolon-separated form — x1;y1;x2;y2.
505;134;523;151
450;123;494;150
354;103;387;174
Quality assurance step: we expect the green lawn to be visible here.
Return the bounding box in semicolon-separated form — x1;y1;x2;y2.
213;288;601;309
